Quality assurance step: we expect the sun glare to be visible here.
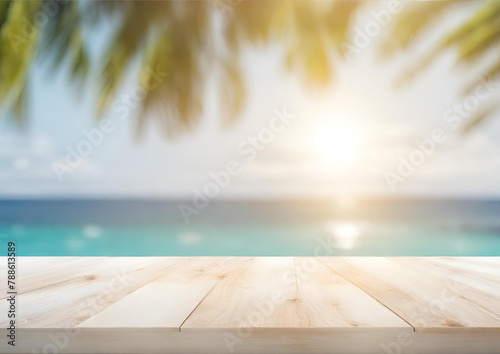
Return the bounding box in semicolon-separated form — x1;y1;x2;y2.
312;125;362;169
325;222;362;250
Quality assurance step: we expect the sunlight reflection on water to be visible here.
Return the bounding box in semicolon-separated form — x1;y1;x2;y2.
324;221;368;250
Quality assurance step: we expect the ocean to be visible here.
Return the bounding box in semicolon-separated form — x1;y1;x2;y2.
1;199;499;256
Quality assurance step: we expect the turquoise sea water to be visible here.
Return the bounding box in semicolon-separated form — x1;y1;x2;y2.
1;199;500;256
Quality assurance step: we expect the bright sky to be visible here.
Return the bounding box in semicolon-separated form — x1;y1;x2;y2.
1;2;500;199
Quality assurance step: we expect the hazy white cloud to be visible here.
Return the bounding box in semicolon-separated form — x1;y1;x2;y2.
13;158;30;171
32;134;54;156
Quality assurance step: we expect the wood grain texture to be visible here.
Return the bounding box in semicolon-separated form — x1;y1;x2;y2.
293;257;410;329
390;257;500;316
0;257;99;297
420;257;500;283
182;257;307;328
0;257;196;328
183;257;410;330
77;257;253;330
320;257;500;331
4;329;500;354
0;257;499;354
441;257;500;269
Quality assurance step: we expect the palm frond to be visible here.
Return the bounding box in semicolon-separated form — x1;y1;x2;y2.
0;1;360;136
463;102;500;134
388;1;500;132
380;1;455;57
219;56;245;126
0;0;41;122
39;1;89;87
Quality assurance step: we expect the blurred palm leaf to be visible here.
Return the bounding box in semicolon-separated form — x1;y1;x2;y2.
39;1;89;87
0;0;40;122
3;0;500;136
0;0;358;135
383;0;500;133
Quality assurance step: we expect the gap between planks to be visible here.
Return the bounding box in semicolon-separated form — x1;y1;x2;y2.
176;258;256;332
75;259;204;329
178;283;218;332
317;257;416;332
179;257;412;331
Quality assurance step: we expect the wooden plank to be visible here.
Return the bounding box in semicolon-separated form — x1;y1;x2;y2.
390;257;500;316
0;256;62;271
0;257;134;298
320;257;500;330
182;257;309;329
293;257;411;329
77;257;254;330
183;257;411;330
2;328;500;354
394;257;500;295
441;257;500;269
0;257;203;328
424;257;500;282
1;256;500;354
